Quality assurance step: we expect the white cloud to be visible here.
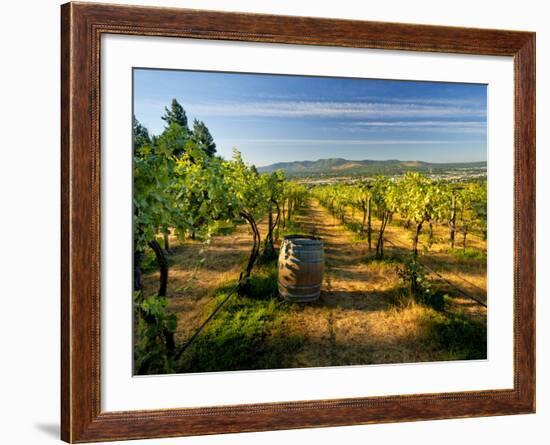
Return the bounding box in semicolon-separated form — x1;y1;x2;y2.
187;99;486;119
341;120;487;134
354;96;485;106
217;138;469;146
350;120;485;128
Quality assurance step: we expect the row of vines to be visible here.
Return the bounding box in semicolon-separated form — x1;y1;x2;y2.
132;99;307;373
312;174;487;312
312;173;487;258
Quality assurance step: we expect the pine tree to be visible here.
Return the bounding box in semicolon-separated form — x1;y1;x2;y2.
191;119;217;156
161;98;188;129
132;115;151;154
157;121;189;157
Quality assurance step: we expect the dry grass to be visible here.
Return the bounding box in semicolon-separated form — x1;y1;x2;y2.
142;219;269;342
275;199;486;368
141;198;487;373
340;204;488;308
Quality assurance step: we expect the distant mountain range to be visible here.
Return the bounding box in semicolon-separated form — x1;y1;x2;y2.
257;158;486;177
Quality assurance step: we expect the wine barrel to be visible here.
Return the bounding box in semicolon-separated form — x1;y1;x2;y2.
278;235;324;302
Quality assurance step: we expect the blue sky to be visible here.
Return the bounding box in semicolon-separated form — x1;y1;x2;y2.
133;68;487;167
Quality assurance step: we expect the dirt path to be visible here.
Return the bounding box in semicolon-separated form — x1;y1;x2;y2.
143;198;487;369
282;199;460;367
299;199;398;308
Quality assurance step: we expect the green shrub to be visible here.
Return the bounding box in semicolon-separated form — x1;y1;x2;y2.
343;220;361;234
247;271;278;299
451;248;486;262
210;221;236;236
427;313;487;360
361;253;403;266
134;292;177;375
398;256;446;311
140;249;158;273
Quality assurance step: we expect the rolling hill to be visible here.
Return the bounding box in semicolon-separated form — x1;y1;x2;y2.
257;158;486;177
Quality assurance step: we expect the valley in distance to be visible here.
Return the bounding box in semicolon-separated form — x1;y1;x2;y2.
257;158;487;184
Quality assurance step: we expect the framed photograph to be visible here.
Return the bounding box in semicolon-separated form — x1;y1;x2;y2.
61;2;535;442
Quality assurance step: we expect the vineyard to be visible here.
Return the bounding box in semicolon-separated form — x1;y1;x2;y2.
133;99;487;375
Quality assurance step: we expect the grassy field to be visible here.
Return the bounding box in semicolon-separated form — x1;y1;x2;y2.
141;198;487;374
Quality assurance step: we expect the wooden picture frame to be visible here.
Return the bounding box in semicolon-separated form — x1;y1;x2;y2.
61;2;535;442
